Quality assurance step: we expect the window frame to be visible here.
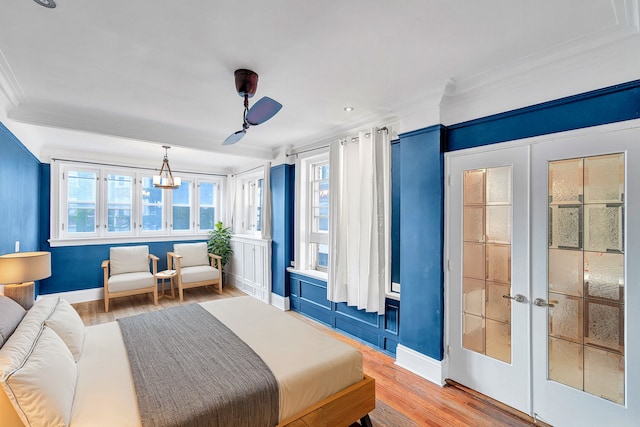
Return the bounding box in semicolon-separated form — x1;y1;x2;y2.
294;151;330;275
51;160;224;247
237;170;264;236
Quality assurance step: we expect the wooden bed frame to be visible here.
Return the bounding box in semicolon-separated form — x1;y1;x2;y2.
279;374;375;427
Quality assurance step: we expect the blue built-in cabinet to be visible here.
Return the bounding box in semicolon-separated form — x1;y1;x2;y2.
289;272;400;356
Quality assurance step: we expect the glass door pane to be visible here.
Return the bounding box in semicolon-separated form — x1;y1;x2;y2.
547;153;625;405
462;166;512;363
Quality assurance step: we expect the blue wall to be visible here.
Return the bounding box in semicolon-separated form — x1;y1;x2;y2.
270;164;295;297
448;79;640;151
397;126;446;360
0;123;40;256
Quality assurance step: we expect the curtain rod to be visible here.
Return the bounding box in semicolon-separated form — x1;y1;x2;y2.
50;157;227;177
286;126;389;157
232;164;265;176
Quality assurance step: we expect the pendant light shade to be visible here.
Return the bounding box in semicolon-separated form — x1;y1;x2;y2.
153;146;181;189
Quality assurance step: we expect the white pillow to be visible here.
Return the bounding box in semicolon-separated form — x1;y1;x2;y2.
174;242;209;267
0;296;26;347
2;327;77;427
45;299;85;362
109;245;150;275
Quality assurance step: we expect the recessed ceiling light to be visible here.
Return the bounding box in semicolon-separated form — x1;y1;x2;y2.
33;0;56;8
344;106;354;112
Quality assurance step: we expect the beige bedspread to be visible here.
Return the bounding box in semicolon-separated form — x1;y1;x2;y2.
69;296;363;426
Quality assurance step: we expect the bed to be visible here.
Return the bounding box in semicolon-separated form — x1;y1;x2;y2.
0;294;375;427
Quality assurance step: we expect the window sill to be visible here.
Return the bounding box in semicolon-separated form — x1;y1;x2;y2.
287;267;328;282
49;234;209;248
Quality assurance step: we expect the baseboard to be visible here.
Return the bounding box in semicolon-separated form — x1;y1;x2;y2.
270;292;290;311
39;287;103;304
395;344;447;386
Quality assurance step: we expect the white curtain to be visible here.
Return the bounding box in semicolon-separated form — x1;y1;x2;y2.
225;174;237;232
261;162;272;239
328;127;391;314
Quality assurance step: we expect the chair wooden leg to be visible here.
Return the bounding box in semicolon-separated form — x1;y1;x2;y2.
153;286;158;306
104;295;109;313
217;279;222;295
179;286;184;301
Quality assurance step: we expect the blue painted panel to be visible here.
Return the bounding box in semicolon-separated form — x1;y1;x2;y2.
0;123;40;256
299;280;331;309
299;300;332;326
335;302;380;327
289;272;400;356
335;317;379;346
270;164;295;297
398;125;445;361
384;337;398;353
385;302;399;334
448;79;640;151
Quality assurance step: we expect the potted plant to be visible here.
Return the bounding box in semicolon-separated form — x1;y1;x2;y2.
208;221;233;271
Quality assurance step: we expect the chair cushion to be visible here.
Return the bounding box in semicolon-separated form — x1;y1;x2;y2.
0;296;26;347
108;272;154;293
181;265;219;284
174;242;209;268
110;246;150;276
45;299;85;362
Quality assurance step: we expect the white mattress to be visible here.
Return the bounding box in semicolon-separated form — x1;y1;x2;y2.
67;296;363;426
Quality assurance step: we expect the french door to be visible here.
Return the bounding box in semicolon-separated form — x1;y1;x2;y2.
446;122;640;426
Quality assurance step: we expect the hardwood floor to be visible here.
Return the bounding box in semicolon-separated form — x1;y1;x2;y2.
72;287;534;427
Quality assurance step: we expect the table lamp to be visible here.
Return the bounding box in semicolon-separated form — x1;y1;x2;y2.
0;251;51;310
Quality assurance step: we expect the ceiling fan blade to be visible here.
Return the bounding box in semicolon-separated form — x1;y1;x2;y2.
246;96;283;126
223;129;246;145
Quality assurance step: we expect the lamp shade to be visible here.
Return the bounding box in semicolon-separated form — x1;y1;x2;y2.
0;251;51;284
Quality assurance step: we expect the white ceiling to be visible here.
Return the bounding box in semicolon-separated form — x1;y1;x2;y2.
0;1;638;173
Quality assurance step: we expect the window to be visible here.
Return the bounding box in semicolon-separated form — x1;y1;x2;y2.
66;170;97;235
141;176;164;232
171;179;192;232
294;140;398;297
310;162;329;271
238;173;264;235
53;161;223;244
106;172;133;234
198;181;217;231
295;152;330;274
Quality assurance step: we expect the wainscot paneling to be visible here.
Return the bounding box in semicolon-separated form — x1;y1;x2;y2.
227;235;271;303
289;271;399;356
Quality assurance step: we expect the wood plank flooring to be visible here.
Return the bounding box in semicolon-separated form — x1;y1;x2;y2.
72;287;534;426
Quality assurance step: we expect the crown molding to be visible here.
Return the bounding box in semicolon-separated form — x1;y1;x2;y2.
0;47;27;111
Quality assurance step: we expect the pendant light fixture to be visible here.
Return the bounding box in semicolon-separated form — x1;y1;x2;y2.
153;146;181;189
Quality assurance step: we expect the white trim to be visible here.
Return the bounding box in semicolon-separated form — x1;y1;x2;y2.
49;234;208;247
38;287;103;304
395;344;448;387
270;293;290;311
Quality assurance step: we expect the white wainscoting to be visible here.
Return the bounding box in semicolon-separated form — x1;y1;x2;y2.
227;235;272;304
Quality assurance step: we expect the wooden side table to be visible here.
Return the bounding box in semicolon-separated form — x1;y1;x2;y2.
155;270;177;300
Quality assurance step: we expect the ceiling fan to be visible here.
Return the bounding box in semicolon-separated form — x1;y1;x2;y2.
223;69;283;145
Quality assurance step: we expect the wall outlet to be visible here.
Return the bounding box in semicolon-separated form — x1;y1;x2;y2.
15;241;19;252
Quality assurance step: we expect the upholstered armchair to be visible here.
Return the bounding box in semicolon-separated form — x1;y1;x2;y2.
168;242;222;301
102;245;159;312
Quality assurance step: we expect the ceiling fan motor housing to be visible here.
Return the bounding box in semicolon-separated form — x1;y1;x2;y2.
234;69;258;98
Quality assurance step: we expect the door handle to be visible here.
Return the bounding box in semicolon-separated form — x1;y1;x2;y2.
533;298;554;307
503;294;526;303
